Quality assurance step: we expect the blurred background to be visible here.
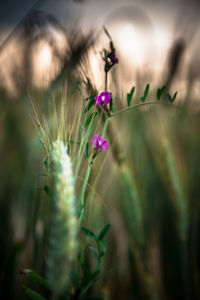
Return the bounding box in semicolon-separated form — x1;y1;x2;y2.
1;0;200;299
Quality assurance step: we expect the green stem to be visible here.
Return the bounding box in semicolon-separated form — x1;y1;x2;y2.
110;101;161;117
101;116;110;138
79;164;92;225
105;71;108;91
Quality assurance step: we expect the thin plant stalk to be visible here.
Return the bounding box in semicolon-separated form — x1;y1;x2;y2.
163;138;190;300
78;117;110;224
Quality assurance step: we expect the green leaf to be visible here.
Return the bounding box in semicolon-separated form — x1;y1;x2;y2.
167;92;177;103
80;267;116;297
144;83;150;98
30;272;49;289
85;142;90;158
111;102;115;113
97;224;111;241
81;227;97;240
85;96;95;101
84;99;95;113
127;87;135;107
140;84;149;102
156;85;165;100
84;112;98;128
140;96;145;102
100;238;107;257
80;270;100;297
22;270;49;289
89;246;100;261
23;287;46;300
83;124;94;143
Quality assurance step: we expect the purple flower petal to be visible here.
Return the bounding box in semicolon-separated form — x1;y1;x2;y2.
103;91;111;104
97;136;104;146
101;140;109;152
97;91;111;105
91;134;100;149
109;53;118;64
94;95;102;107
91;134;109;152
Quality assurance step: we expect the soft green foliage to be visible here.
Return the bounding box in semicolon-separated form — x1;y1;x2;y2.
24;287;46;300
156;85;165;100
140;83;150;102
127;86;135;107
84;112;98;127
167;91;177;102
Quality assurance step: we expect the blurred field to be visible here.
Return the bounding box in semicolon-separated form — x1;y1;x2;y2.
1;4;200;300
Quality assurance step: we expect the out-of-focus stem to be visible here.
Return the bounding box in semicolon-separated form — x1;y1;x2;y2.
105;71;108;91
163;138;190;300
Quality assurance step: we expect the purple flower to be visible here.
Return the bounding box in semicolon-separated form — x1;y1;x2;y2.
91;134;109;152
109;53;118;64
94;91;111;107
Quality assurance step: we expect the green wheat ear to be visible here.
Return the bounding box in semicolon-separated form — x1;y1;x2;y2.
46;140;77;298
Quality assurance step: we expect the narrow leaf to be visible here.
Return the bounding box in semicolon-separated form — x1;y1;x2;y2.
84;112;98;128
84;99;95;114
127;87;135;107
98;224;111;240
140;84;150;102
144;83;150;99
172;91;177;102
80;270;100;297
83;124;94;143
22;270;49;289
156;85;165;100
85;96;95;101
112;102;115;113
100;238;107;256
140;96;145;102
81;227;97;239
85;142;89;158
167;93;172;102
24;287;46;300
167;92;177;103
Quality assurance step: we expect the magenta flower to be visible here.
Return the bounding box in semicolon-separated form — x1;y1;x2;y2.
94;91;111;107
109;53;118;64
91;134;108;152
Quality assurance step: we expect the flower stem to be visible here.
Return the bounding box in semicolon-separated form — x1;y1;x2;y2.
102;116;110;138
79;163;92;225
110;101;161;117
105;71;108;91
79;113;110;225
